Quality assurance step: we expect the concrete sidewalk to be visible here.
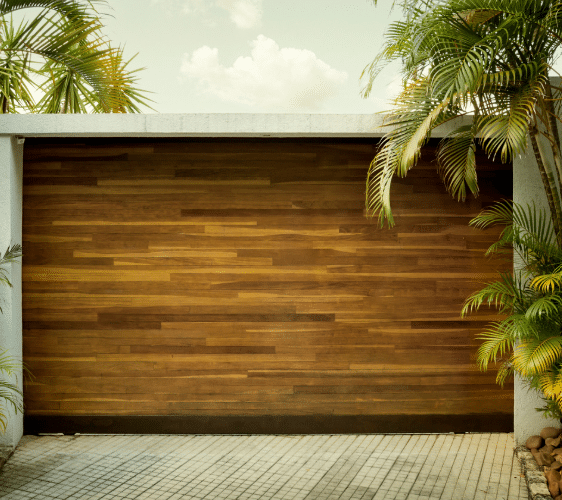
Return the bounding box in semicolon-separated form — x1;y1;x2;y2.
0;433;526;499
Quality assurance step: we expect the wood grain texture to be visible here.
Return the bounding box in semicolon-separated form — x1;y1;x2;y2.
22;138;513;419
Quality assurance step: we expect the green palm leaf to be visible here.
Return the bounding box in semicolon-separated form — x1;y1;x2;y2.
477;73;545;163
0;349;26;434
462;272;519;316
525;294;562;320
513;336;562;377
481;61;544;93
0;0;105;17
437;124;478;201
537;370;562;404
0;244;22;290
429;15;504;103
0;16;36;113
495;360;514;386
469;199;513;229
0;0;151;113
475;319;518;371
469;201;561;265
365;0;562;417
366;78;457;225
531;268;562;293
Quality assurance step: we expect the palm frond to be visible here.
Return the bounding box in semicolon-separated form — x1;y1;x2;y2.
469;199;513;229
525;294;562;320
437;124;478;201
92;46;154;113
0;15;36;113
366;77;457;225
531;267;562;293
475;320;518;371
0;0;106;21
536;369;562;404
462;272;517;316
0;244;21;314
0;1;151;113
477;72;544;163
366;139;400;227
469;201;562;266
513;335;562;376
0;349;26;434
0;244;22;289
361;1;434;95
361;19;413;97
0;384;23;434
513;202;556;247
428;14;505;105
484;225;515;256
0;350;23;374
481;61;545;94
364;0;562;416
495;358;514;386
36;65;96;113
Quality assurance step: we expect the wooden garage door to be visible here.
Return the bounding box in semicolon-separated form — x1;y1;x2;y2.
22;138;512;434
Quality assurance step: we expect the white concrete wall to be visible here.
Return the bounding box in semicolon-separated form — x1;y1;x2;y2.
0;136;23;447
0;113;387;137
0;113;468;138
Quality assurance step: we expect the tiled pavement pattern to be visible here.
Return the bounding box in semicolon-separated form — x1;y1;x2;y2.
0;433;527;500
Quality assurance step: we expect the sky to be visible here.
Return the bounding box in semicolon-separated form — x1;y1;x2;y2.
98;0;402;114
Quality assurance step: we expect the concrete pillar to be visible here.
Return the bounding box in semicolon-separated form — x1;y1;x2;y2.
0;136;23;448
513;137;560;444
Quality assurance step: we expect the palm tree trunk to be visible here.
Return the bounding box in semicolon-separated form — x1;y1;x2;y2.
529;123;562;246
542;88;562;193
545;84;562;152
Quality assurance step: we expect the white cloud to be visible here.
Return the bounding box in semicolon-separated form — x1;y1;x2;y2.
216;0;262;28
180;35;348;111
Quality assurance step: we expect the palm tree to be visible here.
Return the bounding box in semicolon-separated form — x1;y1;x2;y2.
0;1;151;434
461;202;562;418
0;0;151;113
363;0;562;414
363;0;562;243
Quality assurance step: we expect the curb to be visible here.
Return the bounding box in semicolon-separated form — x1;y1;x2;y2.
0;446;13;471
516;446;553;500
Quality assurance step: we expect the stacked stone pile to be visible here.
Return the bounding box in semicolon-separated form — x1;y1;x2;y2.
526;426;562;499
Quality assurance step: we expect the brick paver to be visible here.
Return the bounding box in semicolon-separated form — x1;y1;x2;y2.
0;433;526;499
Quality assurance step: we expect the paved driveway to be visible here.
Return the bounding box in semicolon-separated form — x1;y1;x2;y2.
0;433;526;499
